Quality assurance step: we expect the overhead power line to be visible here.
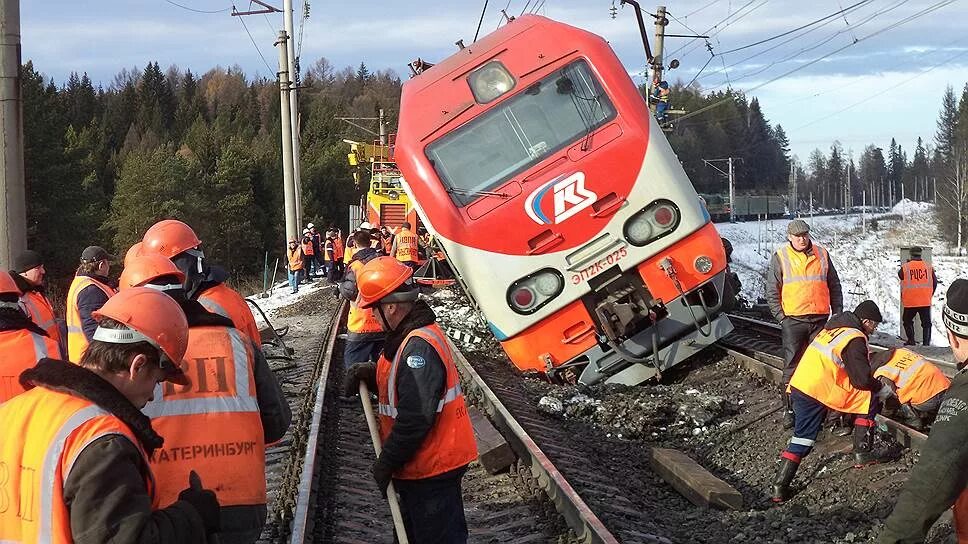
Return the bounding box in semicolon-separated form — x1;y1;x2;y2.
164;0;232;13
666;0;762;59
234;5;275;73
667;0;958;127
684;0;723;19
676;0;772;60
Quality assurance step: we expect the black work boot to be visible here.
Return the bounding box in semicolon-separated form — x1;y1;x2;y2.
771;457;800;503
852;424;891;467
782;393;795;430
897;405;924;431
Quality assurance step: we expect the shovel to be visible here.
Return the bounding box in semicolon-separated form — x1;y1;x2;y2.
358;382;410;544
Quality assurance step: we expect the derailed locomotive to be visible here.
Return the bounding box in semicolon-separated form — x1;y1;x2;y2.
394;15;732;385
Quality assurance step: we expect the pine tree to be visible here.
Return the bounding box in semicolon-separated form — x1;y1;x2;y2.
888;138;906;203
936;85;958;166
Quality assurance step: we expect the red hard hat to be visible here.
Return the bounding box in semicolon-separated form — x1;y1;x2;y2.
124;241;144;266
356;256;419;309
0;270;21;296
142;219;202;258
92;287;190;385
119;254;186;291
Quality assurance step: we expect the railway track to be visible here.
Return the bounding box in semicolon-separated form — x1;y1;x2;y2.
277;299;588;543
259;291;951;543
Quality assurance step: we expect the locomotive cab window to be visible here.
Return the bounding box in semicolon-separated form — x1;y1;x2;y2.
426;60;616;207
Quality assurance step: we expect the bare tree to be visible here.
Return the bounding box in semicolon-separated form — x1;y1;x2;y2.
938;146;968;255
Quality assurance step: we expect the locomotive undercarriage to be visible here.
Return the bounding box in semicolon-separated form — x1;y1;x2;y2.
563;266;733;386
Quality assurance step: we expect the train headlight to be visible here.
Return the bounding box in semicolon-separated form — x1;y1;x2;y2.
694;255;713;274
468;61;515;104
623;199;681;247
507;269;564;314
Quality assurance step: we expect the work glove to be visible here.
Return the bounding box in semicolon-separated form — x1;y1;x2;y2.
875;383;901;412
178;470;221;535
343;361;377;397
371;458;394;498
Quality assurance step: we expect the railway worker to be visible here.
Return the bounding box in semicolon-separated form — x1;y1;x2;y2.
767;218;844;429
11;249;64;353
870;347;950;430
121;254;291;543
338;230;385;377
331;226;346;279
391;221;421;271
141;219;263;348
0;270;61;403
301;228;317;280
286;237;304;294
0;287;222;543
899;246;937;346
379;225;394;256
771;300;897;502
66;245;118;362
323;231;336;282
879;279;968;543
343;232;357;265
343;256;477;543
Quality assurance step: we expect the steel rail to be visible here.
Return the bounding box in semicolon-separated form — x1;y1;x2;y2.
450;339;622;544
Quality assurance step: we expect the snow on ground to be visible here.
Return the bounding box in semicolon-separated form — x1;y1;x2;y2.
717;200;965;347
244;277;336;324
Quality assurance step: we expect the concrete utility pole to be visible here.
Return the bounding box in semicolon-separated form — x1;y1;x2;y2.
652;5;667;86
276;31;298;242
0;0;25;269
283;0;302;228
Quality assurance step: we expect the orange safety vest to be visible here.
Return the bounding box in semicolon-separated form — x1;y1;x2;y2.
382;235;393;256
198;283;261;347
376;323;477;480
900;260;934;308
66;275;116;362
301;238;315;257
0;329;60;404
347;259;383;335
343;245;356;264
20;291;61;347
789;327;871;414
333;237;344;261
144;326;266;507
322;239;334;263
395;229;419;263
0;387;156;543
776;243;832;317
287;248;303;271
873;349;950;406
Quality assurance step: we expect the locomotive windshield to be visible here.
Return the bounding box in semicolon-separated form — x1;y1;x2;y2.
426;59;615;206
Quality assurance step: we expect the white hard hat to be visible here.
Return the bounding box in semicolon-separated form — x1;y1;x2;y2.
307;222;315;229
360;222;372;230
303;228;310;234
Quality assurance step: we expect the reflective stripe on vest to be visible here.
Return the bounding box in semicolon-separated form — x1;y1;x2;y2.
873;349;951;406
900;260;934;308
65;276;115;362
777;244;831;317
0;330;58;404
0;388;153;543
789;326;872;414
20;292;59;343
144;326;266;507
198;284;261;347
395;230;419;263
375;323;477;480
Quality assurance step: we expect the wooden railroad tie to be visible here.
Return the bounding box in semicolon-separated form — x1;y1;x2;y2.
468;406;516;474
650;447;743;510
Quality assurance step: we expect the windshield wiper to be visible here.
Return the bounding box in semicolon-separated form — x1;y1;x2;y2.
445;186;511;199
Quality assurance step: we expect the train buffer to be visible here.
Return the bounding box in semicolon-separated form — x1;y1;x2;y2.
650;447;743;510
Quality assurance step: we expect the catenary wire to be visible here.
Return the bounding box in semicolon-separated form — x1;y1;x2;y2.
676;0;771;60
234;5;275;74
685;0;723;19
164;0;232;13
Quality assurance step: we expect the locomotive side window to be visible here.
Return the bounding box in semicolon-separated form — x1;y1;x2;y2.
426;60;615;206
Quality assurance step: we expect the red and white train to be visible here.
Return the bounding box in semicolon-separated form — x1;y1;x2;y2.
394;15;732;385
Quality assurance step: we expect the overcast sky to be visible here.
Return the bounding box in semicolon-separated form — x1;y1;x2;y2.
21;0;968;163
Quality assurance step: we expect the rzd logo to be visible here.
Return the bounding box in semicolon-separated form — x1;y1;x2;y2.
524;172;597;225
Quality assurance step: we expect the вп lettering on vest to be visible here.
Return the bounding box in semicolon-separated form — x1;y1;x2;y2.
150;441;257;462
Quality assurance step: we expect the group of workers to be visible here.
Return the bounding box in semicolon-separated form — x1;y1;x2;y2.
767;218;967;543
0;219;291;543
0;215;472;543
286;222;346;292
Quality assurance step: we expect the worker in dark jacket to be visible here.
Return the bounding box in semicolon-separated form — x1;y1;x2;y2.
11;249;64;353
66;246;118;361
767;219;844;428
344;257;477;543
898;246;938;346
771;300;896;502
879;279;968;543
121;254;291;542
0;287;220;543
339;230;385;376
